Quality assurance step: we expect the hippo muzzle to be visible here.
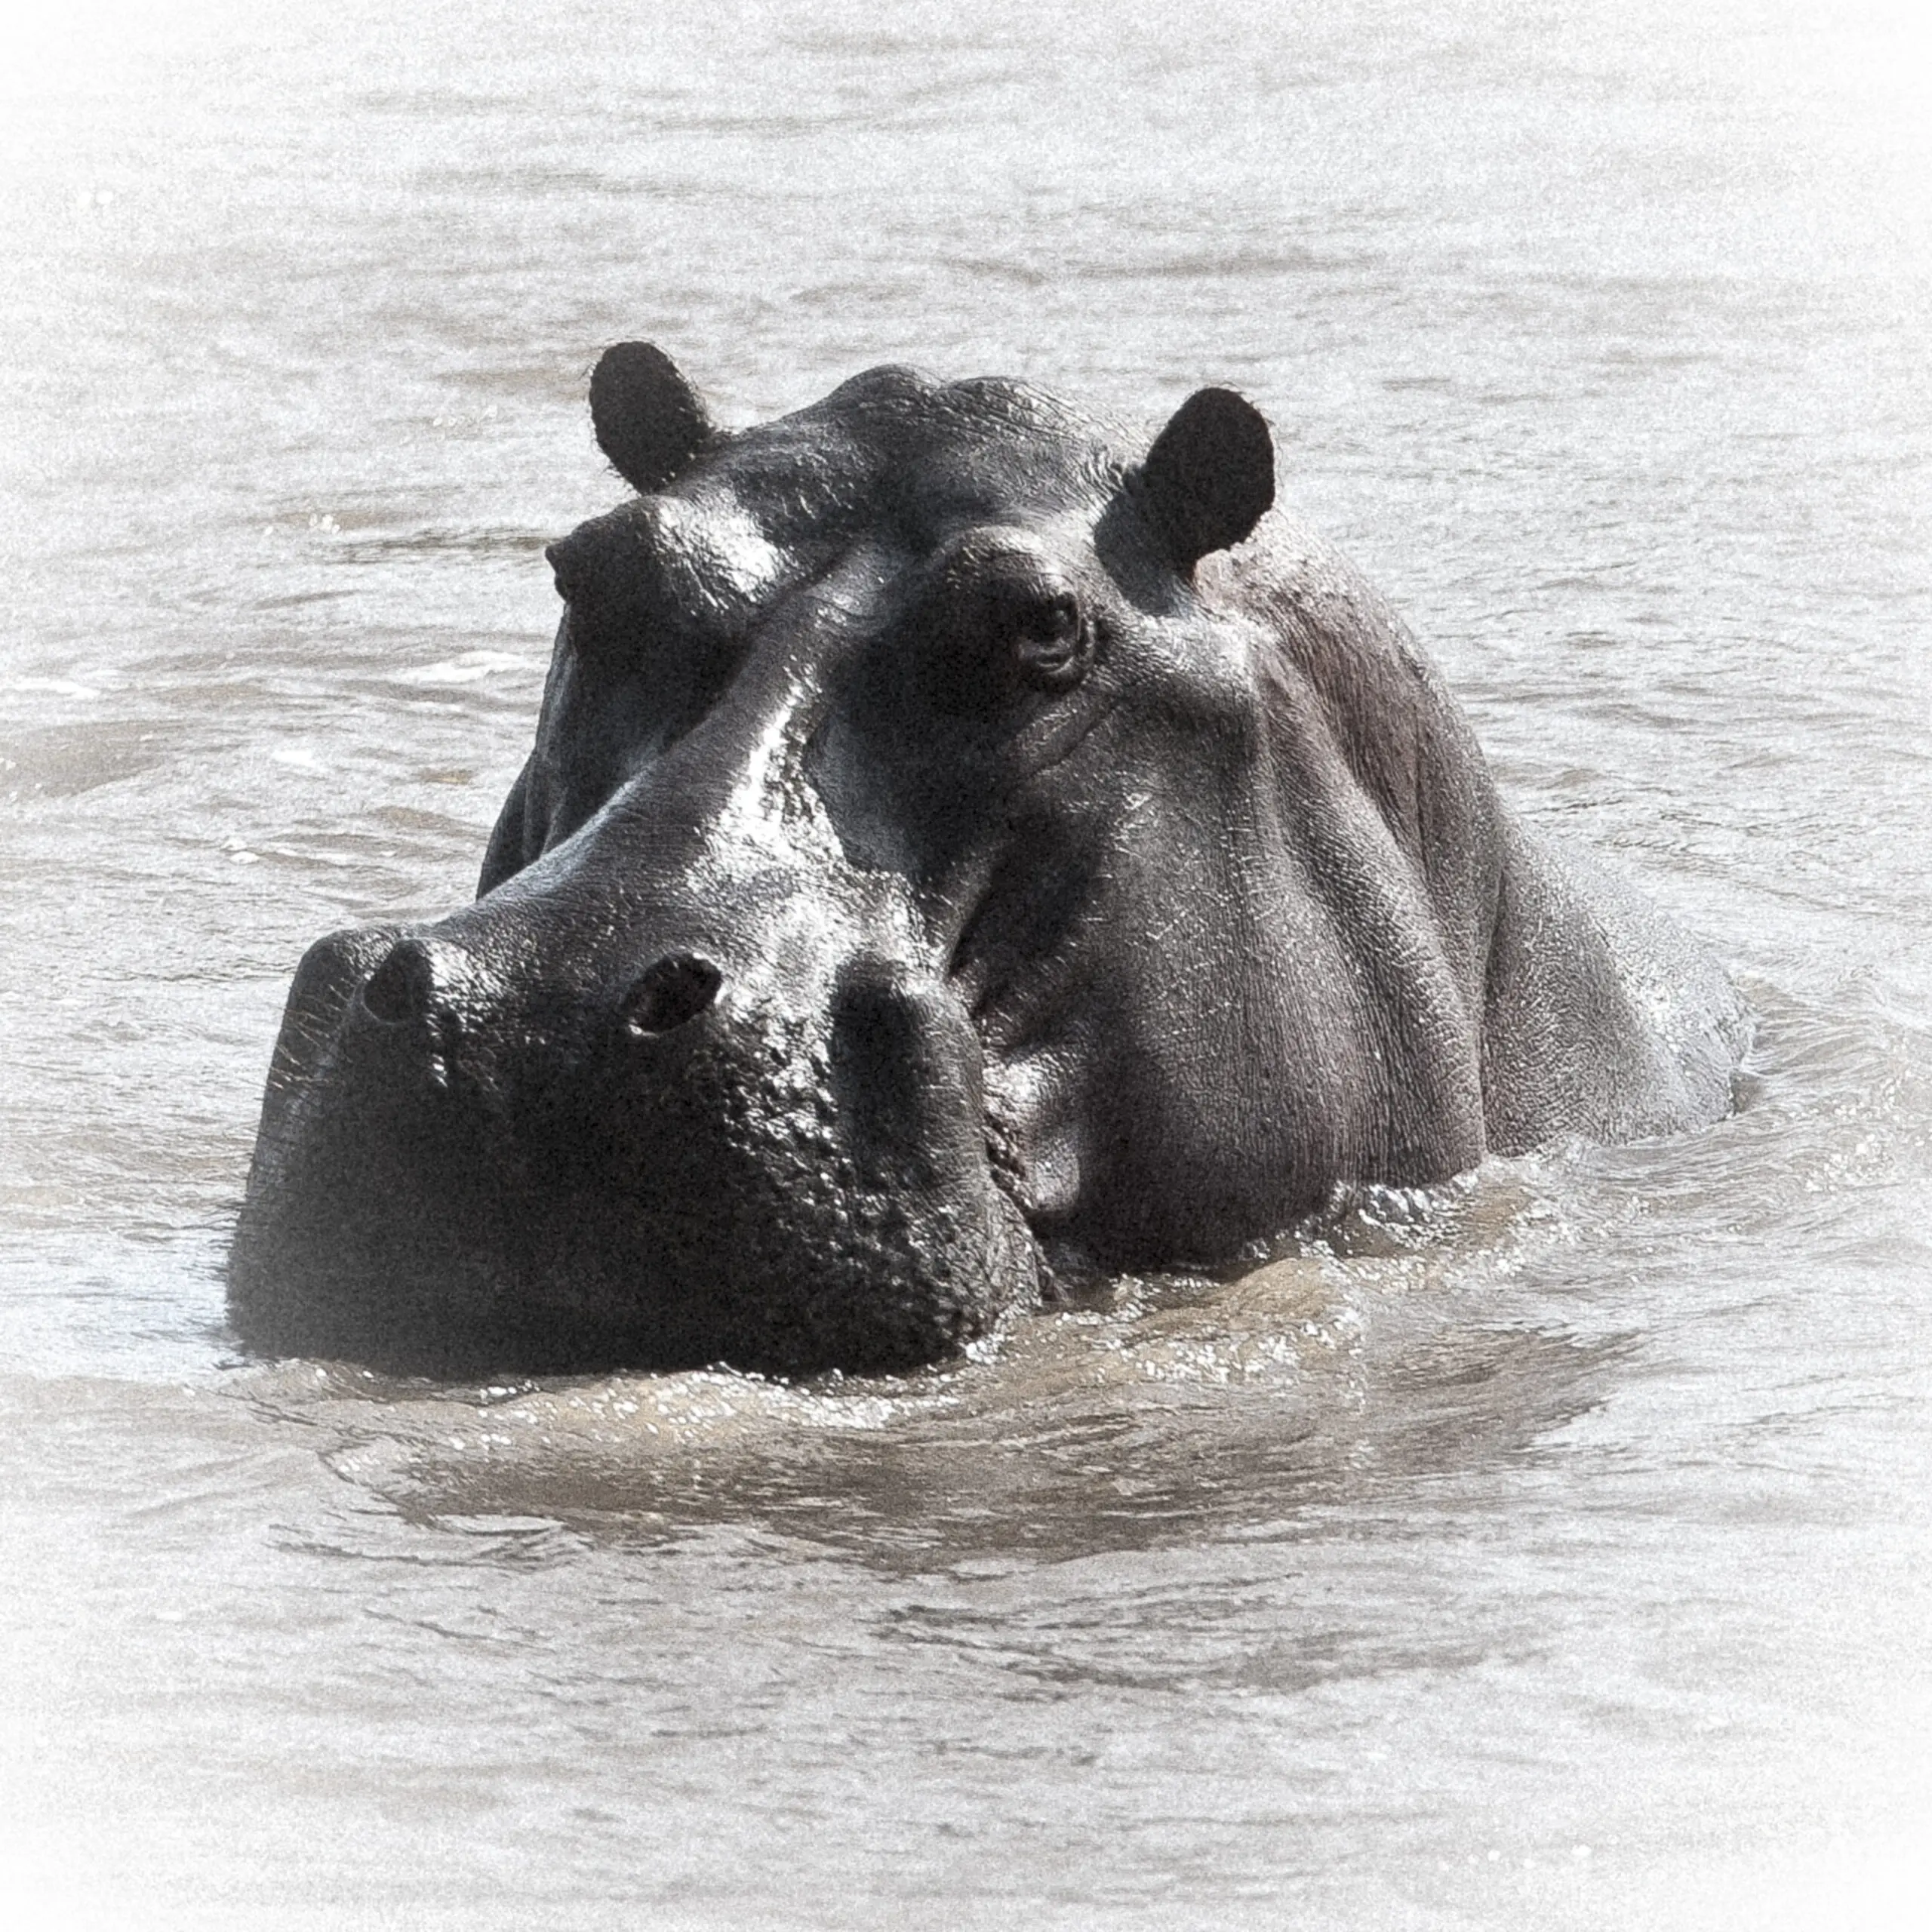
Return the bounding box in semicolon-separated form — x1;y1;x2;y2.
229;873;1041;1379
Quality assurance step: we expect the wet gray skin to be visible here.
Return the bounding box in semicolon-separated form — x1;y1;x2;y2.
227;344;1749;1378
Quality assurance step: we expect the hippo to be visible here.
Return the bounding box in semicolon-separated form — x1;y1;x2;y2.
228;344;1747;1378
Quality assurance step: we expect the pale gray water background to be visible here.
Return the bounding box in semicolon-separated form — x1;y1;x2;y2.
2;0;1930;1924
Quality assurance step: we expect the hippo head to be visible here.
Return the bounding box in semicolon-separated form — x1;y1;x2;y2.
229;344;1294;1379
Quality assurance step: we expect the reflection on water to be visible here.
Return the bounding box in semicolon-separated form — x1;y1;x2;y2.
3;0;1931;1926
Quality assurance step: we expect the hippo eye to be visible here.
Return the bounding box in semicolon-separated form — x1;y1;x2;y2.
912;536;1095;714
1011;589;1088;691
545;531;600;607
543;518;672;672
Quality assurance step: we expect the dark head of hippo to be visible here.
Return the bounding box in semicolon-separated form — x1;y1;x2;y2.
228;343;1747;1379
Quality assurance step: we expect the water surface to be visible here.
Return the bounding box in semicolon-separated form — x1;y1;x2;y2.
3;2;1930;1924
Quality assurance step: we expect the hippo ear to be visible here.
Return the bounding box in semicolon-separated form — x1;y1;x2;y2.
1137;387;1275;574
589;342;716;494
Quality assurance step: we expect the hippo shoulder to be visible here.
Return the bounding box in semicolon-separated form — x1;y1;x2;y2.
1482;831;1749;1148
1203;506;1746;1152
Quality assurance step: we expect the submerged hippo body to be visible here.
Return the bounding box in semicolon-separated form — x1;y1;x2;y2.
229;346;1746;1377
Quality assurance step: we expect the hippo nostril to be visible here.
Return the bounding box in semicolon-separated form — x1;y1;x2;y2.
623;953;722;1036
361;939;435;1026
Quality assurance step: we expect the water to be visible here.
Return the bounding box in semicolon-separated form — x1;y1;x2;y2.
3;1;1930;1923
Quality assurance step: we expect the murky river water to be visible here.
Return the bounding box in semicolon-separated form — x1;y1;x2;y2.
3;1;1930;1924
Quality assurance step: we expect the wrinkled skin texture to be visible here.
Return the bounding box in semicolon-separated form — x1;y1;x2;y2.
229;347;1748;1377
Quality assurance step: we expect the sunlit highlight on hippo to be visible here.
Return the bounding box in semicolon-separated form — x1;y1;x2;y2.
228;344;1748;1377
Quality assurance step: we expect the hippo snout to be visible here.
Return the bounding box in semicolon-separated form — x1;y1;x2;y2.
229;918;1041;1379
